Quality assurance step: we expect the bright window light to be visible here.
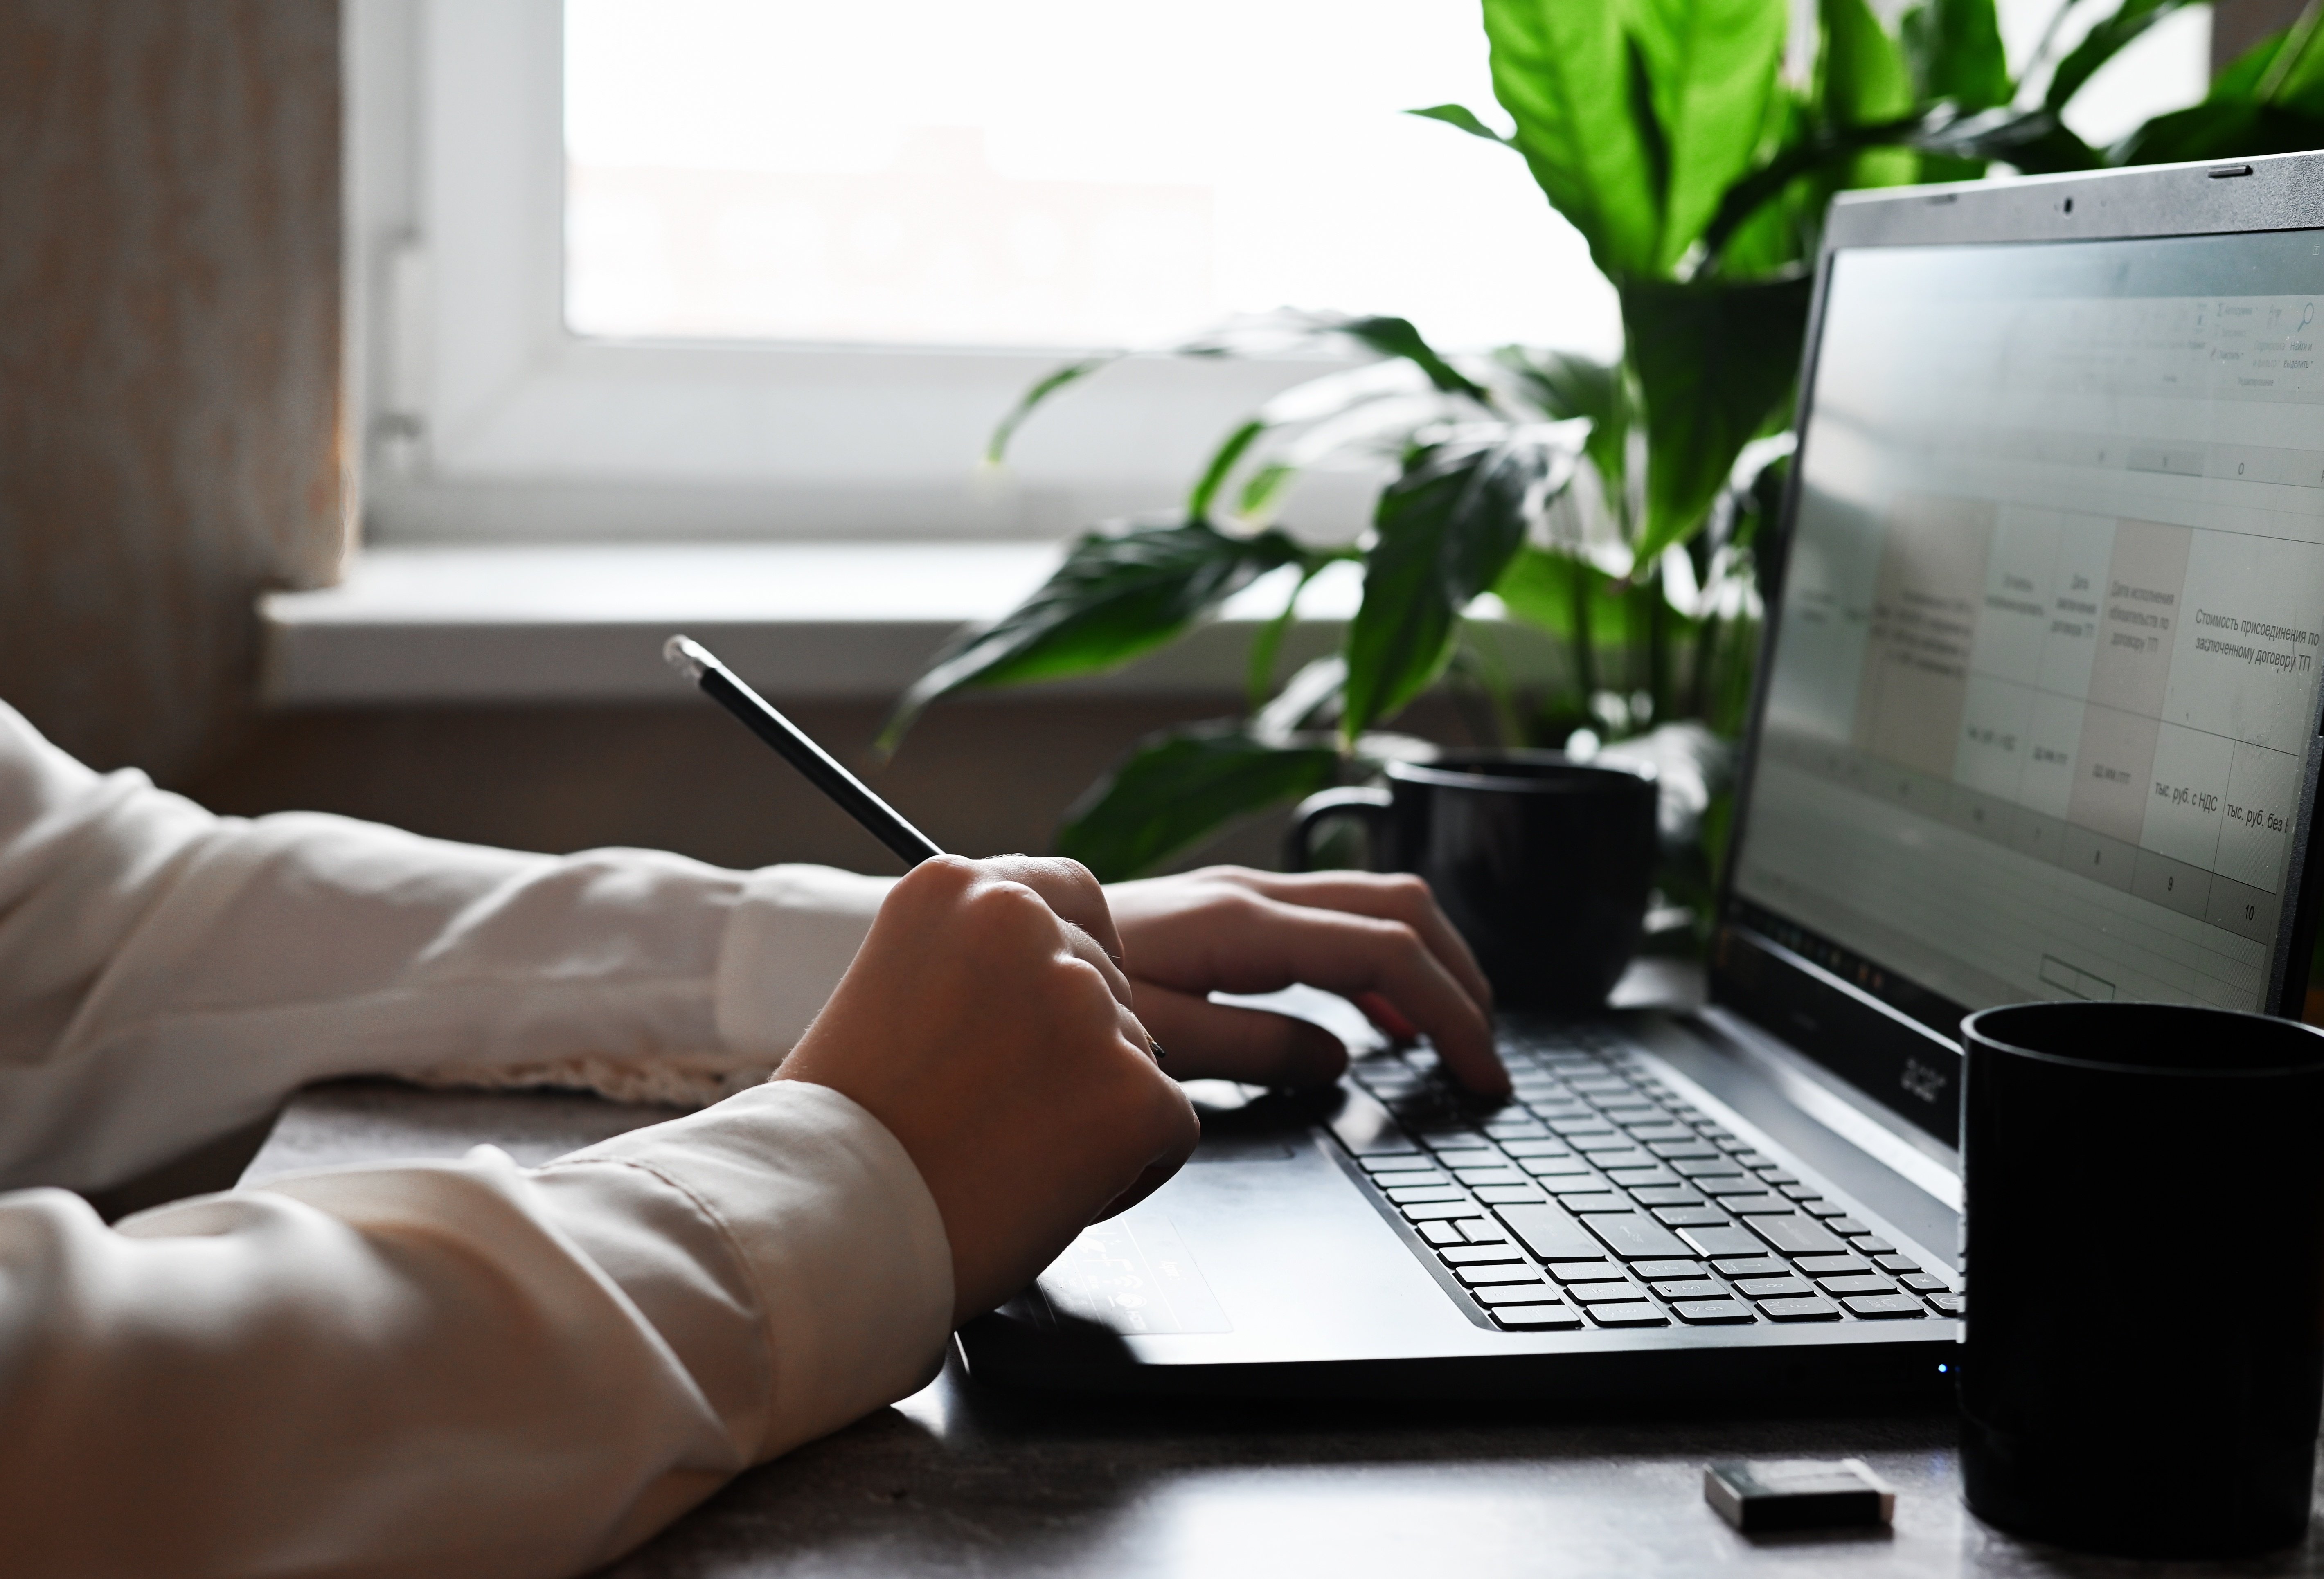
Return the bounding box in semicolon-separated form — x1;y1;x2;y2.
562;0;1619;355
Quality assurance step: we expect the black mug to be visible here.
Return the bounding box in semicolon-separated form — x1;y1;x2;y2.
1958;1001;2324;1557
1284;751;1657;1011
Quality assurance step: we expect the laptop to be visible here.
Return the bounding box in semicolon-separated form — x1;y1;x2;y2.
958;150;2324;1404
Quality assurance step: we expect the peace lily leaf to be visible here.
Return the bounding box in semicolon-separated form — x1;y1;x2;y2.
1482;0;1662;279
1624;272;1813;566
2045;0;2200;116
1333;316;1491;401
1819;0;1919;188
1342;429;1581;742
2110;99;2324;164
1491;346;1630;495
1406;103;1513;144
1900;0;2011;113
1628;0;1787;272
1492;543;1645;648
879;520;1306;750
1188;419;1266;520
1056;725;1342;880
985;357;1116;464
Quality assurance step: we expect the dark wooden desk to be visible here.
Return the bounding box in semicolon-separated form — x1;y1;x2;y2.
241;1067;2324;1577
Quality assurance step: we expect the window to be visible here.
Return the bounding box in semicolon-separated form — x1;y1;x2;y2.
352;0;1610;544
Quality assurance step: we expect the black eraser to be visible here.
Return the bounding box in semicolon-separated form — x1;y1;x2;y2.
1705;1458;1896;1532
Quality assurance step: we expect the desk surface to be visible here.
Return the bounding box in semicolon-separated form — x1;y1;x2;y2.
243;1081;2324;1579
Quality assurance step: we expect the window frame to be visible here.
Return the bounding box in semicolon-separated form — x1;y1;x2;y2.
349;0;1369;545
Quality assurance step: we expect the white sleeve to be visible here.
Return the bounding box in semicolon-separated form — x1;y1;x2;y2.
0;698;892;1195
0;1079;956;1579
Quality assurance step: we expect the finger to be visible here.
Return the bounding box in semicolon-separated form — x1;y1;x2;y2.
1093;1081;1200;1219
1353;990;1420;1042
1057;916;1139;1014
981;856;1124;965
1208;902;1506;1096
1213;870;1495;1015
1131;982;1349;1087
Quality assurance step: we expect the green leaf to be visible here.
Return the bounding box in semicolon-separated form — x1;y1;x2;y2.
1188;419;1266;521
1342;431;1578;742
1900;0;2011;112
1246;563;1323;709
2044;0;2198;115
2110;99;2324;164
1056;725;1341;880
1333;316;1491;401
1491;346;1630;493
1492;544;1644;647
879;520;1304;749
1627;0;1788;272
985;357;1116;464
1624;272;1813;565
1405;103;1514;144
1482;0;1663;278
1819;0;1920;188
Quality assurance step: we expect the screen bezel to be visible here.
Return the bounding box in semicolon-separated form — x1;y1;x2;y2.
1711;151;2324;1147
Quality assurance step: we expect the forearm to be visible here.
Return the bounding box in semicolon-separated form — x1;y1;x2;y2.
0;1080;952;1579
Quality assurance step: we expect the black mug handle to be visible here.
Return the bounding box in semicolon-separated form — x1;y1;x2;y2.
1284;785;1394;872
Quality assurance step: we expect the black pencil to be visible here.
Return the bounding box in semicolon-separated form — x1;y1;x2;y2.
663;635;944;868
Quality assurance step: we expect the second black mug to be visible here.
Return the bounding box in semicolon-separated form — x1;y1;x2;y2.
1284;751;1657;1011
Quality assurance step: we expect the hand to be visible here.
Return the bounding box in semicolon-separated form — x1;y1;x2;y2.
1105;867;1505;1097
777;855;1199;1322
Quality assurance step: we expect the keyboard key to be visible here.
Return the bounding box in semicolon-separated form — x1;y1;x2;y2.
1360;1155;1435;1173
1548;1117;1617;1136
1779;1183;1823;1200
1628;1186;1707;1208
1875;1255;1919;1273
1651;1279;1727;1300
1473;1282;1559;1305
1677;1226;1765;1259
1734;1276;1814;1299
1631;1259;1706;1280
1672;1156;1746;1177
1484;1120;1550;1140
1567;1281;1650;1304
1793;1254;1871;1277
1848;1235;1898;1256
1540;1174;1612;1194
1673;1299;1757;1324
1901;1273;1950;1293
1802;1201;1851;1218
1385;1185;1466;1204
1458;1262;1551;1286
1648;1140;1723;1160
1493;1303;1584;1329
1603;1167;1680;1188
1652;1206;1733;1228
1577;1149;1657;1171
1495;1203;1603;1261
1755;1170;1799;1186
1499;1139;1574;1159
1699;1176;1775;1197
1571;1135;1646;1155
1439;1244;1524;1265
1520;1156;1595;1177
1585;1301;1669;1327
1818;1275;1898;1296
1622;1122;1697;1143
1728;1197;1798;1217
1430;1146;1501;1169
1475;1184;1548;1205
1459;1219;1509;1244
1418;1221;1465;1246
1826;1217;1868;1236
1545;1260;1626;1283
1750;1215;1847;1257
1452;1166;1526;1186
1711;1256;1788;1278
1402;1201;1482;1221
1757;1296;1842;1321
1586;1214;1693;1260
1728;1150;1773;1168
1928;1293;1964;1316
1842;1294;1928;1319
1560;1194;1631;1214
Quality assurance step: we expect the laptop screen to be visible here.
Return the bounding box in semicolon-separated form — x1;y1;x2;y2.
1729;227;2324;1041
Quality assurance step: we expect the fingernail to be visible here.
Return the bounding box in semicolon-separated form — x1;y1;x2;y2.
1148;1037;1168;1063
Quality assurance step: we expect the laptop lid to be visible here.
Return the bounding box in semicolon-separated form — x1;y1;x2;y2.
1711;152;2324;1148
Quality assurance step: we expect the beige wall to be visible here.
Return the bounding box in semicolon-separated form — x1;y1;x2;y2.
0;0;349;782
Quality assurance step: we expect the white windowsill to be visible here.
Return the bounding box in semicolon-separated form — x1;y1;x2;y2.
259;541;1382;706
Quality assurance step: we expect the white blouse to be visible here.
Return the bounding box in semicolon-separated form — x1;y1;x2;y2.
0;699;950;1577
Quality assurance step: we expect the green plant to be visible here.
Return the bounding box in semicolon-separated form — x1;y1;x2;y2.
884;0;2324;883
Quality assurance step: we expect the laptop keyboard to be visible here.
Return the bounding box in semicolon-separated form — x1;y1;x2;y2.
1333;1026;1961;1333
